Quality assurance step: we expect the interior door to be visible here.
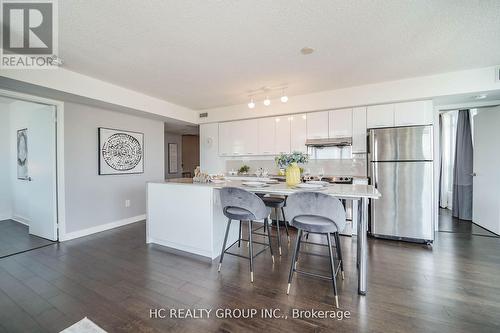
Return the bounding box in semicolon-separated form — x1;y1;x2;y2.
181;135;200;176
472;107;500;234
28;104;58;241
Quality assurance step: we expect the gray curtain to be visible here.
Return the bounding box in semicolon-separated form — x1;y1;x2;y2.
452;110;473;220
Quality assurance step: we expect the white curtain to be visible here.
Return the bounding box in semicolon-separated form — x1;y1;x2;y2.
440;111;458;209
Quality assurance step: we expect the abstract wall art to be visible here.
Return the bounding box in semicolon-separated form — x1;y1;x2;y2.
17;128;29;180
98;127;144;175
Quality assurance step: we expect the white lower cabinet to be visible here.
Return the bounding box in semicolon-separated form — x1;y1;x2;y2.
290;114;307;153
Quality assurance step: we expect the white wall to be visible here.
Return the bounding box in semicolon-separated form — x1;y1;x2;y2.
0;105;11;220
164;132;182;179
63;102;164;235
199;66;500;123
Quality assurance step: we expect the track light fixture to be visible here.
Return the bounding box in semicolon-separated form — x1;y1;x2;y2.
246;87;289;109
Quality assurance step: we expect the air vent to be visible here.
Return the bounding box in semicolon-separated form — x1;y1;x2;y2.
199;112;208;118
496;66;500;83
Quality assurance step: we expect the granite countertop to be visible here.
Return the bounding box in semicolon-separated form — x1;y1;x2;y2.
152;179;380;199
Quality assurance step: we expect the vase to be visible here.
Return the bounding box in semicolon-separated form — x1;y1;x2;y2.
286;162;301;186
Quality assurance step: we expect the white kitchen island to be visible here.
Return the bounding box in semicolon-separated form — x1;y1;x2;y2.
146;179;380;295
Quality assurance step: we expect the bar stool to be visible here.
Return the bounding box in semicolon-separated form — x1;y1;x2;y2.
218;187;274;282
260;196;289;255
284;191;346;308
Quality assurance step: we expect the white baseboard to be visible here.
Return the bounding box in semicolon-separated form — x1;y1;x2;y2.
0;213;12;222
61;214;146;241
12;215;30;226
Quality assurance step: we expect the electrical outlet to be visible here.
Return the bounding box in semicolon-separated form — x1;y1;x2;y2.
125;200;131;208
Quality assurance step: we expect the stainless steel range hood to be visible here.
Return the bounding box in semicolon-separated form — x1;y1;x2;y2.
305;137;352;147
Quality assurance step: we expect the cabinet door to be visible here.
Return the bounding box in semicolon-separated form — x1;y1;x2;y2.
394;100;433;126
230;120;245;155
218;122;232;156
258;117;276;155
329;108;353;138
239;119;259;155
352;107;367;153
367;104;395;128
290;114;307;153
275;116;290;154
307;111;329;138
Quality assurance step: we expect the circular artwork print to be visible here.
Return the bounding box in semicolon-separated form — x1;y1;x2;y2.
102;133;142;171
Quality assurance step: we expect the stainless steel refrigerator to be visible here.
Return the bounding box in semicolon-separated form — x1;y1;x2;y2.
368;125;434;243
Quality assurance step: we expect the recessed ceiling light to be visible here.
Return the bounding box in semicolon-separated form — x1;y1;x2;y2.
300;47;314;55
473;94;487;100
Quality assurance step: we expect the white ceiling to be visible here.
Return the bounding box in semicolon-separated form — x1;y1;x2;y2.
60;0;500;110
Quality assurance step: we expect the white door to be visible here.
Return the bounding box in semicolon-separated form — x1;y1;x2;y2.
28;105;58;240
472;107;500;234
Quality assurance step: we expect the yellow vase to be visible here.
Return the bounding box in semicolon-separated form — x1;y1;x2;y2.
286;163;301;186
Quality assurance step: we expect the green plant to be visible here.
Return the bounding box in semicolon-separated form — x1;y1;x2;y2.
238;165;250;174
275;151;309;168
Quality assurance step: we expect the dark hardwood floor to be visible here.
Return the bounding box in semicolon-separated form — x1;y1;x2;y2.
0;220;55;258
0;212;499;332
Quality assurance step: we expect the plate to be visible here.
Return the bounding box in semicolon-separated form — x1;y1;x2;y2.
265;179;279;184
306;180;329;186
210;179;226;184
295;183;324;189
242;181;269;187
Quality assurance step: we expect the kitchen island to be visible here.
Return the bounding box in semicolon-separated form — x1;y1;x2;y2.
146;179;380;295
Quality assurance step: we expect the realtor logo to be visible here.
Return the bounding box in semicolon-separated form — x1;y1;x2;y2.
1;0;58;68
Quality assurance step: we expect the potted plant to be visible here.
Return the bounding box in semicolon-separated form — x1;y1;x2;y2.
275;151;309;186
238;165;250;175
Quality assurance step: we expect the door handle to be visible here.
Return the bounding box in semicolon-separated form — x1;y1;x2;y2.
470;173;477;177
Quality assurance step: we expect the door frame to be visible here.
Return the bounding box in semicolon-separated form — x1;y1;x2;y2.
0;88;65;241
433;99;500;231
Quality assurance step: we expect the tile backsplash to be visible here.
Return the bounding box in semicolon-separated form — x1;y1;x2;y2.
226;154;367;177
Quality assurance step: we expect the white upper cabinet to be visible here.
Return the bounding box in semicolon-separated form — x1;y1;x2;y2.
218;122;232;156
367;104;395;128
290;114;307;153
219;119;258;156
258;117;276;155
394;100;433;126
275;116;291;154
238;119;259;155
352;107;367;153
329;108;353;138
307;111;329;139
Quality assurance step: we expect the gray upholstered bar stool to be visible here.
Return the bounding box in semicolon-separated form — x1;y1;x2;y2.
256;194;290;256
218;187;274;283
284;191;346;308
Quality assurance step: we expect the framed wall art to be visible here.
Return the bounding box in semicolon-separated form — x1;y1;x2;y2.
98;127;144;175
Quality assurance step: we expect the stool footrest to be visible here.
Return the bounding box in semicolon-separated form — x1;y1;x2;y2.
294;269;334;281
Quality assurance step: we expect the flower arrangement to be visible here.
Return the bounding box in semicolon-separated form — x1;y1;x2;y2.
275;151;309;168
